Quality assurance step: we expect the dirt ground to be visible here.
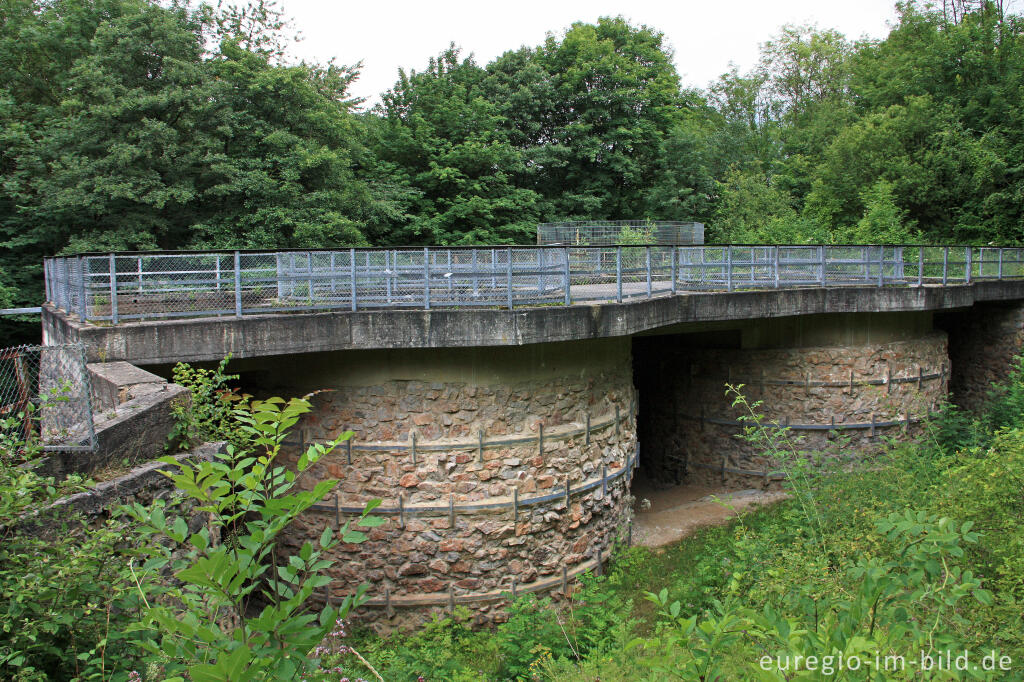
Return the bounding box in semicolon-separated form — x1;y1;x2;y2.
630;477;788;547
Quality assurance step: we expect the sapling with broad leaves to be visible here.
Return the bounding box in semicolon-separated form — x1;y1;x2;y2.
124;396;383;681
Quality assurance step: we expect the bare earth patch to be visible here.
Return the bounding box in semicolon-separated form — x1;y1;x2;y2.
631;478;788;547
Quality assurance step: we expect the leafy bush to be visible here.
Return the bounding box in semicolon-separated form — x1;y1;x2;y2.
167;355;249;451
0;399;144;680
125;396;383;681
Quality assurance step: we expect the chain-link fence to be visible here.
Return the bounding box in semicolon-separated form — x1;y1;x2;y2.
0;344;96;452
537;220;705;246
43;245;1024;322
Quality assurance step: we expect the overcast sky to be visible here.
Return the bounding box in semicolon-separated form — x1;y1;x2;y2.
277;0;902;108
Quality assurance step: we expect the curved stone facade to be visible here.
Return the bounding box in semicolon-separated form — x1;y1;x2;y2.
256;339;636;628
642;330;948;487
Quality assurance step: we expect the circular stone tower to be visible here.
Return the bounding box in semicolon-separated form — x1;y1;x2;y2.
255;338;636;628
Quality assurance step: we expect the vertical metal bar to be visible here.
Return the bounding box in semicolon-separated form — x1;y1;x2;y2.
536;248;543;296
726;246;733;292
645;246;652;297
585;413;591;445
77;257;88;319
108;254;118;324
999;248;1004;280
346;438;352;465
478;429;484;462
506;247;513;309
449;494;455;527
538;423;543;455
334;493;340;530
348;248;356;311
137;256;143;294
616;246;622;303
773;246;780;288
601;465;607;496
671;246;678;294
563;247;571;306
306;251;314;300
877;247;884;286
399;494;405;529
423;247;431;310
818;245;825;285
513;487;519;523
411;432;417;465
965;246;972;284
234;251;242;317
943;246;949;286
472;249;479;298
918;247;924;287
330;252;336;294
448;250;454;298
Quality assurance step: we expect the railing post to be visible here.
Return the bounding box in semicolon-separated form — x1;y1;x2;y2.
506;247;513;309
773;246;780;288
645;246;652;298
329;252;336;295
998;248;1004;280
917;247;924;287
306;251;314;301
563;247;571;306
942;246;949;286
726;246;733;292
818;245;826;285
536;249;543;296
108;253;118;324
965;246;972;284
350;248;357;311
472;249;479;298
671;246;678;294
137;256;144;294
616;246;623;303
877;247;884;287
233;251;242;317
423;247;431;310
77;257;88;320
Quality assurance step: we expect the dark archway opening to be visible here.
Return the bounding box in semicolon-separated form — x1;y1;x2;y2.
631;329;741;486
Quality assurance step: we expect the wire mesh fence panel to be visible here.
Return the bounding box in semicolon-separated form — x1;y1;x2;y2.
0;344;95;453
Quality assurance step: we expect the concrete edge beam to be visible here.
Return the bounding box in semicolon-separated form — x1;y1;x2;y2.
42;281;1024;365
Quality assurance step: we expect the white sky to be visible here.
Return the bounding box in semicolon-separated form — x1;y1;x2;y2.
278;0;902;108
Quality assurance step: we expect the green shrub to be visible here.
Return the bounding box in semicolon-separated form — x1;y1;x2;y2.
125;396;383;681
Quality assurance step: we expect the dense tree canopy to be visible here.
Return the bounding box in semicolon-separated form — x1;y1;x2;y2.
2;0;1024;325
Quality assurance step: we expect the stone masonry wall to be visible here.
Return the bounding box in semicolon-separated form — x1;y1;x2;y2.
642;332;949;488
260;340;637;629
937;301;1024;412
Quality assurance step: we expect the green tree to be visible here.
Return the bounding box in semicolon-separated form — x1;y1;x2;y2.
373;46;539;245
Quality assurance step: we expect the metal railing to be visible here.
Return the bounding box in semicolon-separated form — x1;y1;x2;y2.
42;245;1024;324
537;220;704;245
